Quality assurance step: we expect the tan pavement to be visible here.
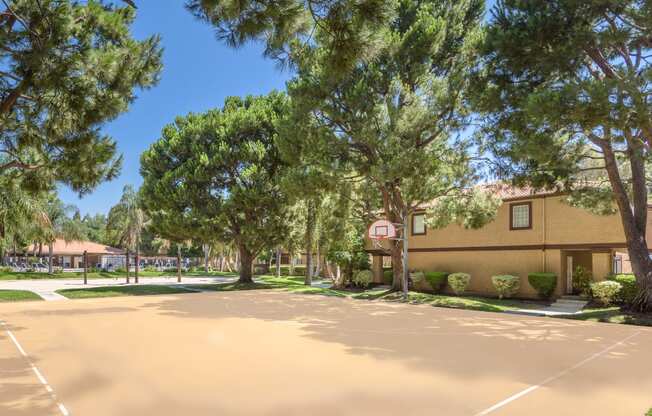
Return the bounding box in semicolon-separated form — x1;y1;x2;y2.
0;290;650;416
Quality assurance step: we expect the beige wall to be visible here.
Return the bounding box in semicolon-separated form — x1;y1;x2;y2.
592;252;612;282
405;196;626;250
408;249;564;298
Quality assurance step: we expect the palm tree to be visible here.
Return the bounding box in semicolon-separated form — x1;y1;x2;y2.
106;185;144;283
40;197;85;273
0;178;49;265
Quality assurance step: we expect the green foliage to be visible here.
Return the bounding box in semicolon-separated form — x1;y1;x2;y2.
141;92;294;281
573;266;593;297
383;269;394;285
492;275;520;299
425;272;448;293
352;270;373;289
448;273;471;295
106;185;144;252
410;271;425;284
608;274;638;306
528;273;557;299
279;266;306;276
0;0;162;194
590;281;622;307
186;0;394;75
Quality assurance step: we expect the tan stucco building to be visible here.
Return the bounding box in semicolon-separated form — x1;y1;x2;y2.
367;186;652;298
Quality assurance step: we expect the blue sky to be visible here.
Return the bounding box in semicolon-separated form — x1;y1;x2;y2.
58;1;291;215
60;0;497;216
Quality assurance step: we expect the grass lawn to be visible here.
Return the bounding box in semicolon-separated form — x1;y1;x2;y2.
0;289;42;302
57;285;198;299
565;307;652;327
0;270;236;280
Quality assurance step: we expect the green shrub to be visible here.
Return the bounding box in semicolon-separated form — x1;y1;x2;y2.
607;274;638;305
382;269;393;285
293;266;306;276
115;267;126;273
352;270;373;288
0;266;12;273
163;267;178;273
590;281;622;306
144;266;157;272
448;273;471;295
573;265;592;296
410;271;425;284
492;275;520;299
528;272;557;298
425;272;448;292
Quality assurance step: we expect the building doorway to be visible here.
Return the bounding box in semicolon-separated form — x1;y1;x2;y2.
562;251;593;295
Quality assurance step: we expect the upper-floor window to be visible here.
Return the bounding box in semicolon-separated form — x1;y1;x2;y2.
412;213;426;235
510;202;532;230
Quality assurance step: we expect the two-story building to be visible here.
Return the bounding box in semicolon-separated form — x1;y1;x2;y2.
367;184;652;298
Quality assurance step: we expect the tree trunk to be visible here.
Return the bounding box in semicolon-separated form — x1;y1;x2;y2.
332;264;346;289
304;199;316;286
602;143;652;311
238;245;254;284
203;244;211;273
314;243;321;278
290;256;296;275
38;243;42;257
48;242;53;274
177;245;182;283
135;246;139;284
125;250;130;284
275;248;281;277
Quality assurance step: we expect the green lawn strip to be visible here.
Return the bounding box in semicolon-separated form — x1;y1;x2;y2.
378;291;545;313
564;307;652;327
0;270;237;280
57;285;197;299
0;289;42;302
185;282;277;291
188;276;307;292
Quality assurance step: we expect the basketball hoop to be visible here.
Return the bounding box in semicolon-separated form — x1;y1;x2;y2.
368;219;398;242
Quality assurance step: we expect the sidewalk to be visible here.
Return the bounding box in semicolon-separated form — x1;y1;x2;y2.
0;276;237;301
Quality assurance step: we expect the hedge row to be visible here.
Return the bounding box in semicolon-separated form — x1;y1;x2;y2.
401;271;560;299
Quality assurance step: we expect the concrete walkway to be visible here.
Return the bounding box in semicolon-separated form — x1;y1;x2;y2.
0;276;237;301
510;297;589;317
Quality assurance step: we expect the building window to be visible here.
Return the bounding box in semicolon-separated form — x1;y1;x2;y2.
510;202;532;230
412;213;426;235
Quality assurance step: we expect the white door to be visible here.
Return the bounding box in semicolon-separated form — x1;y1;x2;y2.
566;256;573;294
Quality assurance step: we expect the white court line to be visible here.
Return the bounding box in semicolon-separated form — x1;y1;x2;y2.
1;320;70;415
474;330;642;416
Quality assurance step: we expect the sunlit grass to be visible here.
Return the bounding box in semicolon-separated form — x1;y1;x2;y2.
57;285;196;299
0;289;42;302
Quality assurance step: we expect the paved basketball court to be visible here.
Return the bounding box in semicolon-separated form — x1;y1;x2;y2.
1;290;650;415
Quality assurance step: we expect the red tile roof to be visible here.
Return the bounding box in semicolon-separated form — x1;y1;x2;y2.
26;239;124;255
482;182;561;201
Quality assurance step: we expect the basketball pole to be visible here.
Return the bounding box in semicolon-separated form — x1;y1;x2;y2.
402;213;409;299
